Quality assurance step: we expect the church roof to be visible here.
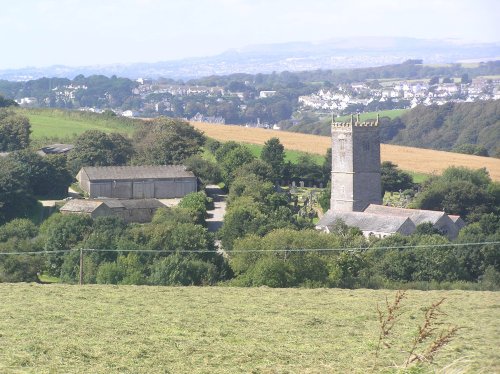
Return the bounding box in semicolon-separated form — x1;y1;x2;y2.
319;210;415;234
363;204;447;225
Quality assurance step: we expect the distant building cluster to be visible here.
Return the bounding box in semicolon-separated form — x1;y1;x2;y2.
299;78;500;112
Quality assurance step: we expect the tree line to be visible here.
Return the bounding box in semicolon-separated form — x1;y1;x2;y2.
0;111;499;289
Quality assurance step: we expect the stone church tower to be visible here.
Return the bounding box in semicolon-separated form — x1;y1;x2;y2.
330;114;382;212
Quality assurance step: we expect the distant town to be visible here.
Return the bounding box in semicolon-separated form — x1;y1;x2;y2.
11;73;500;130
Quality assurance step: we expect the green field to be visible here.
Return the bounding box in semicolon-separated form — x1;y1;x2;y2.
335;109;408;122
0;284;498;373
17;108;139;140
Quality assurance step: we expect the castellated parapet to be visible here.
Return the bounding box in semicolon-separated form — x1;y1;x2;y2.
330;114;382;212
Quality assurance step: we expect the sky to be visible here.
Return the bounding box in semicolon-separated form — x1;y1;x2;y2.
0;0;499;69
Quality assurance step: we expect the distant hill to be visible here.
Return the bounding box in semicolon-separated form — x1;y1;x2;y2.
1;37;499;80
284;100;500;157
383;100;500;156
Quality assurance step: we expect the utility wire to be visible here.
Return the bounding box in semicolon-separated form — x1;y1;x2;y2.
0;241;498;255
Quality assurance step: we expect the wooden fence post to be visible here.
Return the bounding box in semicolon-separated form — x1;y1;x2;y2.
79;248;84;285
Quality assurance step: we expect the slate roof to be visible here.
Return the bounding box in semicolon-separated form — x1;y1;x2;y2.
39;144;74;154
60;199;104;213
99;198;164;209
61;198;165;213
320;210;415;234
81;165;195;181
364;204;446;225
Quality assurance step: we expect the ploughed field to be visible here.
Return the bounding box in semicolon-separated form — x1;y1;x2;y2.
192;121;500;181
1;284;499;373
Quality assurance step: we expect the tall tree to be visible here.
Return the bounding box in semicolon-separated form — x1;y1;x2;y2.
133;118;205;165
0;109;31;151
67;130;133;174
260;137;285;180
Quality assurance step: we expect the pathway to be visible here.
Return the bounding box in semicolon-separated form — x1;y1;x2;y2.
205;185;227;233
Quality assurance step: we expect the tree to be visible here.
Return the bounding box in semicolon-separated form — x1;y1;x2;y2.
0;218;38;242
413;167;498;222
381;161;414;195
178;191;210;225
184;155;222;186
0;95;18;108
218;145;255;186
0;109;31;151
0;157;37;224
429;76;439;85
67;130;133;174
133;118;205;165
9;150;72;197
148;253;218;286
260;137;285;180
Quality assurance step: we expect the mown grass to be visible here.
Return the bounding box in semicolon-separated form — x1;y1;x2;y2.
16;108;139;140
0;284;498;373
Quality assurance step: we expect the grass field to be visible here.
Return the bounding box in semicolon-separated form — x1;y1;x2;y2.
18;108;138;139
335;109;408;121
192;122;500;181
0;284;498;373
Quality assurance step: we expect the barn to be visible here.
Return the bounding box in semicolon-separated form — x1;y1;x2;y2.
60;198;164;223
76;165;197;199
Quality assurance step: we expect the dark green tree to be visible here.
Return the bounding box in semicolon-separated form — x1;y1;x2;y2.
0;109;31;151
9;150;73;197
0;157;37;224
381;161;414;195
260;137;285;180
133;118;205;165
67;130;133;174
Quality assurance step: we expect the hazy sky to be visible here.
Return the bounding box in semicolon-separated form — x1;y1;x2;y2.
1;0;498;69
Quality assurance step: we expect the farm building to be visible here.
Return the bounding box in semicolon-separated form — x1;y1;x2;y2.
60;198;164;223
316;114;464;238
76;165;197;199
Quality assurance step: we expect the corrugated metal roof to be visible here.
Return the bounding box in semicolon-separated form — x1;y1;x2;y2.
81;165;195;181
364;204;446;224
60;199;103;213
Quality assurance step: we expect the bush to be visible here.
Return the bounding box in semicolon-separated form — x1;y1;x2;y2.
148;254;218;285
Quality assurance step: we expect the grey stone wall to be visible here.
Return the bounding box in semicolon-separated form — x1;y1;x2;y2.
330;121;382;212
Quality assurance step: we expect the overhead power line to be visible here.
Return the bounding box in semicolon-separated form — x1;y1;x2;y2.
0;241;498;255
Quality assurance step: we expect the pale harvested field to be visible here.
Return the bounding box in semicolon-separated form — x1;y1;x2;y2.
1;284;499;373
192;122;500;181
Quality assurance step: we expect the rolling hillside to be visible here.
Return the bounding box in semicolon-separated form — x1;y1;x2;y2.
192;122;500;181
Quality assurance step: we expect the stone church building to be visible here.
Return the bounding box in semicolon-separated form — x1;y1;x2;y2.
316;114;463;239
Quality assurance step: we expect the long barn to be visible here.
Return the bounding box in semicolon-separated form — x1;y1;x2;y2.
76;165;197;199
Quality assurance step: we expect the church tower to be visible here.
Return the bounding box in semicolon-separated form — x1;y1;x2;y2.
330;114;382;212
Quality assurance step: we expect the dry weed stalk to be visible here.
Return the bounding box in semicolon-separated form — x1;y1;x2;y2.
373;291;460;372
404;298;460;367
375;289;407;356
